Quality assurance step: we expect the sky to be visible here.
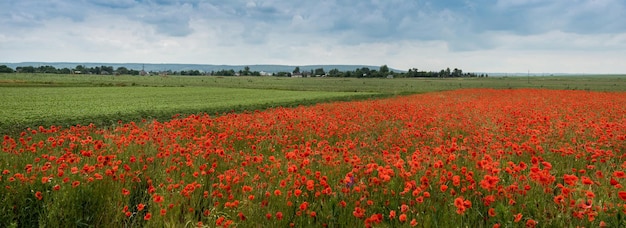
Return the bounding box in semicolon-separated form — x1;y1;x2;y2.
1;0;625;73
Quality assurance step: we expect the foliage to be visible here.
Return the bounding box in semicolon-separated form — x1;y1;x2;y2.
0;65;14;73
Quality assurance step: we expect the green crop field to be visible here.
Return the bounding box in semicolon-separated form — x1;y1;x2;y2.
0;86;375;134
1;73;625;134
2;73;626;93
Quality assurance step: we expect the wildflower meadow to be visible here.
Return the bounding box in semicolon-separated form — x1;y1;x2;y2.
1;89;625;227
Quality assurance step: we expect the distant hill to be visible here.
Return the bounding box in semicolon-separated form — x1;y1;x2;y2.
1;62;405;73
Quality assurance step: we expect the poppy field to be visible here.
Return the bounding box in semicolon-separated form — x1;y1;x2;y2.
1;88;625;227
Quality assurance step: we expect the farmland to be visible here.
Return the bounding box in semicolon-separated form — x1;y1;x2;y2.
1;73;625;135
0;86;376;135
1;73;626;227
2;73;626;93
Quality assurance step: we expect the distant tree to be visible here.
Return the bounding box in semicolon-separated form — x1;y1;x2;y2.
274;72;291;77
0;65;14;73
243;66;251;76
452;68;462;77
36;65;57;73
181;70;201;75
16;66;35;73
214;69;236;76
379;65;389;74
74;65;85;73
116;67;129;75
59;68;71;74
314;68;325;76
328;68;341;77
293;66;300;74
101;66;114;74
357;67;370;78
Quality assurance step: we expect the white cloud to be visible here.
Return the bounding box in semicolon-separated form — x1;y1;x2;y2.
0;0;625;73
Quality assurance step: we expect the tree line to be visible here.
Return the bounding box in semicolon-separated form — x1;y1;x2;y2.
0;65;146;75
275;65;487;78
0;64;487;78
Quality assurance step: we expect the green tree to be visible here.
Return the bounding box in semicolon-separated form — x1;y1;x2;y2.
101;66;114;74
314;68;325;76
116;67;129;75
328;68;341;77
452;68;462;77
37;65;57;73
357;67;370;78
59;68;71;74
74;65;85;73
380;65;389;74
293;66;300;74
274;72;291;77
0;65;14;73
214;69;236;76
16;66;35;73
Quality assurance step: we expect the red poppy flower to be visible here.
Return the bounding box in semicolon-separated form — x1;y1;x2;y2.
514;213;523;222
143;213;151;220
35;191;43;200
299;202;309;211
618;191;626;201
398;213;407;222
276;212;283;220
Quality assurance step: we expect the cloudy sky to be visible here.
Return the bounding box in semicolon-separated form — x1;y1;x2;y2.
1;0;625;73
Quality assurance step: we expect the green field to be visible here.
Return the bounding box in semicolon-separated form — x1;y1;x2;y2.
1;73;625;134
0;86;375;134
2;73;626;93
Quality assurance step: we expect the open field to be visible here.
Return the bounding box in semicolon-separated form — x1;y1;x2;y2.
2;73;626;93
1;89;625;227
0;86;375;135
